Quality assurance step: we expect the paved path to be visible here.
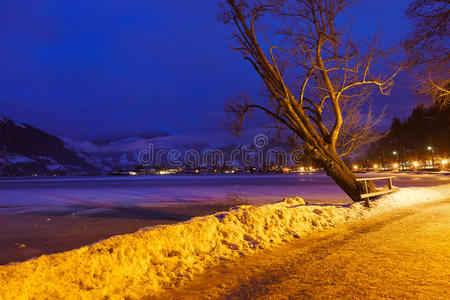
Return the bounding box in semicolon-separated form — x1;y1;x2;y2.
162;199;450;299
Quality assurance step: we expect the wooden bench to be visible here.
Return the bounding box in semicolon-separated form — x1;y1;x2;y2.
355;176;399;207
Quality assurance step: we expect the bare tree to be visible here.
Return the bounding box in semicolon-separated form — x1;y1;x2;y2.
404;0;450;107
218;0;402;202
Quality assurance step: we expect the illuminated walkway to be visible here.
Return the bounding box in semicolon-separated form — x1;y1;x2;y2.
163;198;450;299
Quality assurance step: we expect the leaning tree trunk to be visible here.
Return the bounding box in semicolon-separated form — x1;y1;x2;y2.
307;146;376;202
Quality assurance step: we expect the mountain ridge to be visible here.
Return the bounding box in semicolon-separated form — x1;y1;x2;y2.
0;117;98;175
1;117;302;175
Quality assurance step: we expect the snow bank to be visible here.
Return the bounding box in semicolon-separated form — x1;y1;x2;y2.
1;184;449;299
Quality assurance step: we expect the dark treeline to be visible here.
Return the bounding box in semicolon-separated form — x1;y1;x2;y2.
362;104;449;170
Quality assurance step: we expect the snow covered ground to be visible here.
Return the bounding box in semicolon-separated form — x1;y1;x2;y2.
0;173;448;216
1;181;449;299
162;195;450;299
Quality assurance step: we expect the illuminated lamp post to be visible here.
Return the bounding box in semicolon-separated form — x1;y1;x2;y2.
427;146;435;168
442;159;448;171
393;151;399;170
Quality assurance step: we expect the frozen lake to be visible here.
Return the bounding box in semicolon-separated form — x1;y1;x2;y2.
1;172;449;216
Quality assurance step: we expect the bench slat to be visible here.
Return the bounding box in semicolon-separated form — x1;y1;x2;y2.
356;176;395;181
360;188;399;199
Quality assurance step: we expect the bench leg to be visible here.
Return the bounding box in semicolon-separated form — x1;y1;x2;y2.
363;181;370;207
388;178;393;190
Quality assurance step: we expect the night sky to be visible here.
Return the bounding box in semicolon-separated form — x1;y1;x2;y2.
0;0;416;140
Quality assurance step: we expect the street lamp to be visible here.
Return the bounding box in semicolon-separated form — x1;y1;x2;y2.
393;151;399;170
442;159;448;170
427;146;435;168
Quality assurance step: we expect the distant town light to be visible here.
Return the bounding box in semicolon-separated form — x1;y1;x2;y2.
373;164;378;169
442;159;448;165
427;146;432;150
353;165;358;170
282;167;290;173
412;161;419;167
393;151;397;155
393;163;399;168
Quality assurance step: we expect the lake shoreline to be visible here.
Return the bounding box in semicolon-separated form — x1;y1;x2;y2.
1;172;448;265
0;203;232;265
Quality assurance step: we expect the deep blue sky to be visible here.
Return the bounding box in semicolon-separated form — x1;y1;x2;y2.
0;0;416;139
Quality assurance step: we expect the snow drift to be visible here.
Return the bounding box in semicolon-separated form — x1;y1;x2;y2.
1;184;449;299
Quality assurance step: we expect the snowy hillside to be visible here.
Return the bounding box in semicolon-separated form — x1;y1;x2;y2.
62;131;301;171
0;117;98;175
1;116;301;175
